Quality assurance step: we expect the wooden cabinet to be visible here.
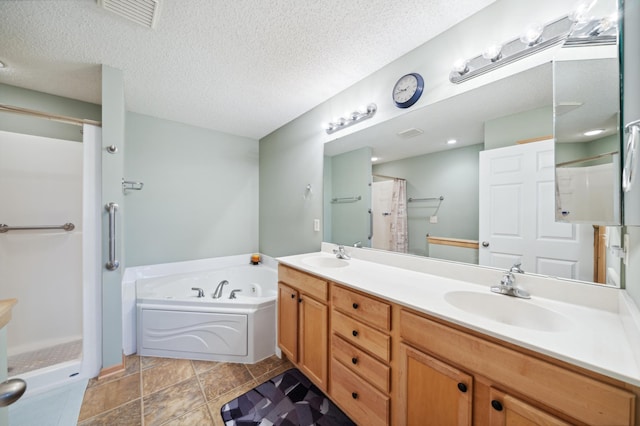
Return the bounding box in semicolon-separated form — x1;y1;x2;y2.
298;292;328;387
277;283;298;361
399;308;636;426
276;265;638;426
399;343;472;426
329;285;392;425
488;388;571;426
277;265;329;390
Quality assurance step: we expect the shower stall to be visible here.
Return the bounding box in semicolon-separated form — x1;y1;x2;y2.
0;124;101;397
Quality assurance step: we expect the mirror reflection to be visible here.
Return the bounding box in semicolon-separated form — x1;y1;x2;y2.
324;35;623;287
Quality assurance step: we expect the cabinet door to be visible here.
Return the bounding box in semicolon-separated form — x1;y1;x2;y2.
399;344;472;426
299;294;328;390
489;388;571;426
277;283;298;362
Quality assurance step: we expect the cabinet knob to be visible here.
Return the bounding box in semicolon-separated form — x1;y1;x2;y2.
457;383;467;393
352;330;358;337
291;294;295;299
351;357;358;365
298;298;302;303
491;400;503;411
351;392;358;399
352;302;359;309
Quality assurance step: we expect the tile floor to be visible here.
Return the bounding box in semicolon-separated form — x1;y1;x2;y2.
78;354;293;426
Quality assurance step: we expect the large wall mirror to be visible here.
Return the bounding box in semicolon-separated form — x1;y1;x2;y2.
323;0;624;288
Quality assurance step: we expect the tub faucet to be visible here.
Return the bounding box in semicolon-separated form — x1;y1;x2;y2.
333;245;351;260
212;280;229;299
229;289;242;299
490;262;530;299
191;287;205;298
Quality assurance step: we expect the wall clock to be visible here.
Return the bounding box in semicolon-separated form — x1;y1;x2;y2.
392;73;424;108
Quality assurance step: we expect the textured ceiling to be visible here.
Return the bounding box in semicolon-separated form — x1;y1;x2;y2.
0;0;496;139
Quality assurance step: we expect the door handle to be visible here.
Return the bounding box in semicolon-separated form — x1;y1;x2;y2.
482;241;490;248
0;378;27;407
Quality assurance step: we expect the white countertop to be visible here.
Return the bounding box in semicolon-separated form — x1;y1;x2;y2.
277;245;640;387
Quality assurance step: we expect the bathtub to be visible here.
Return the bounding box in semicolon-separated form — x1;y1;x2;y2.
134;257;277;364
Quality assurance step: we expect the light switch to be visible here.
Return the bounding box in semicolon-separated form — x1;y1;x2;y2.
429;216;438;224
313;219;320;232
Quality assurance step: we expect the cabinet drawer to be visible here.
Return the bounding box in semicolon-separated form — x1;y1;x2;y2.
332;310;390;362
331;358;389;426
278;264;328;301
332;334;390;393
400;309;635;426
332;285;391;331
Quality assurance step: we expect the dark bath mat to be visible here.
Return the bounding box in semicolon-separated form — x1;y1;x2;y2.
220;368;356;425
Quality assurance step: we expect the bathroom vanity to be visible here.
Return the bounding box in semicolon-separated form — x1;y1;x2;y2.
277;246;640;425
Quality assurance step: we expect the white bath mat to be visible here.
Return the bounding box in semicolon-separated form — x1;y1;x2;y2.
8;379;88;426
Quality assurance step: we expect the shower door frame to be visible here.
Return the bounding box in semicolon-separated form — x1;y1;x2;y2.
3;124;102;397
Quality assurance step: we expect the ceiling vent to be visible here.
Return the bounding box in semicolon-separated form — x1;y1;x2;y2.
98;0;161;29
397;128;424;139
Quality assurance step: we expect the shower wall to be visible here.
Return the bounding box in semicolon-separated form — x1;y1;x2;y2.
0;130;83;356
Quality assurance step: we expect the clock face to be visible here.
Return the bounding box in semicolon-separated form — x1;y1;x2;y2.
392;73;424;108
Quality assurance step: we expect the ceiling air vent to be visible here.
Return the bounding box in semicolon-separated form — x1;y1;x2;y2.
98;0;161;29
397;128;424;139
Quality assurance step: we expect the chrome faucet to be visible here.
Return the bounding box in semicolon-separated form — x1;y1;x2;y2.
191;287;205;298
333;245;351;260
212;280;229;299
490;262;530;299
229;289;242;299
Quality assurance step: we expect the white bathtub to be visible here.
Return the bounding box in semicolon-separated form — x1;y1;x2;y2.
132;257;277;364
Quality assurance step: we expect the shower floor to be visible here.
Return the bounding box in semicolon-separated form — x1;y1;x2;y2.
8;340;82;376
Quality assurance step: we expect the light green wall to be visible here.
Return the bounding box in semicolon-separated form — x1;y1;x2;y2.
484;106;553;150
0;83;101;142
259;105;326;257
328;147;372;247
101;65;125;369
124;112;259;266
374;144;482;256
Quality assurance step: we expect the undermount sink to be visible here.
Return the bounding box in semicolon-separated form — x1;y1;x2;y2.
444;291;572;332
301;255;349;269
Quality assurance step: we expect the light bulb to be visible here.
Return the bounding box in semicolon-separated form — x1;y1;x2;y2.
452;59;469;75
520;23;543;46
482;44;502;62
569;0;597;24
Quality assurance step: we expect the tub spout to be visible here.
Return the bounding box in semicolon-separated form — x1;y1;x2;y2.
212;280;229;299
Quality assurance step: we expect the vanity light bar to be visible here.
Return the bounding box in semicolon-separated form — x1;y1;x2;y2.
450;15;574;84
325;103;377;135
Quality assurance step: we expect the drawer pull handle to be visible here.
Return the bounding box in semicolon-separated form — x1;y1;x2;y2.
457;383;467;393
351;357;358;365
351;392;358;399
491;400;503;411
352;330;358;337
352;303;359;309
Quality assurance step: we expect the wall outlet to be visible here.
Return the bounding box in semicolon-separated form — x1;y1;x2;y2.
429;216;438;224
313;219;320;232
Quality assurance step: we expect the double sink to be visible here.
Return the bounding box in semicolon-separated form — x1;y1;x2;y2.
299;253;570;333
